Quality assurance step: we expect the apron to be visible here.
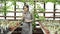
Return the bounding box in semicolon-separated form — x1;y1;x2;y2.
21;11;33;34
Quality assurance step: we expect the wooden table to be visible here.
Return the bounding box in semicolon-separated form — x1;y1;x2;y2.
39;21;50;34
7;24;20;34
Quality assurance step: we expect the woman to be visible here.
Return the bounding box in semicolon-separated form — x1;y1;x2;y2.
21;5;33;34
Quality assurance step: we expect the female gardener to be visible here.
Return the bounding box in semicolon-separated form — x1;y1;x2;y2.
21;5;33;34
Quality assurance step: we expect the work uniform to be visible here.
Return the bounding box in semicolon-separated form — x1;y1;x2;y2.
21;11;33;34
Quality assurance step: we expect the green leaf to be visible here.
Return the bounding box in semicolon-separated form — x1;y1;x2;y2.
29;2;34;6
44;0;56;3
32;22;36;28
57;1;60;4
20;0;26;2
40;8;45;12
34;13;39;18
39;16;45;21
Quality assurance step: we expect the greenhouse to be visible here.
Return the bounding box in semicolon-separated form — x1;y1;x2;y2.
0;0;60;34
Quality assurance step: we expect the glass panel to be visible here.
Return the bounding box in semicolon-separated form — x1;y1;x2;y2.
56;4;60;9
45;9;54;12
45;2;54;10
45;13;53;17
16;13;22;16
16;18;22;20
16;2;24;8
16;8;23;11
36;2;44;9
45;18;53;20
6;1;14;11
6;17;14;19
0;12;4;16
16;2;24;11
55;10;60;12
6;12;14;16
55;18;60;20
38;13;43;16
36;2;44;12
0;17;5;19
55;13;60;17
0;2;4;11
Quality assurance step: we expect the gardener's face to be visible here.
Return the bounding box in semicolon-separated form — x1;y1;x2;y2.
23;6;28;12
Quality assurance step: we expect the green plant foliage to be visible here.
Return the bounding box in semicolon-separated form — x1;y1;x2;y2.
3;0;6;15
44;0;56;3
0;0;13;15
34;12;45;21
28;2;34;6
3;6;7;15
40;8;45;12
56;0;60;4
0;0;4;2
19;0;26;2
32;22;36;28
0;0;7;15
57;1;60;4
7;0;16;5
37;4;45;12
39;16;45;21
20;0;34;2
34;13;39;18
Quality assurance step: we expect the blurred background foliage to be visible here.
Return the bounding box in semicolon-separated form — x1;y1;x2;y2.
0;0;60;28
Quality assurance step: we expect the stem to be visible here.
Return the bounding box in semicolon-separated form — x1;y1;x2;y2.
4;0;6;19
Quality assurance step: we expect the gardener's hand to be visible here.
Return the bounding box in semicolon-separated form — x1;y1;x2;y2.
25;19;32;22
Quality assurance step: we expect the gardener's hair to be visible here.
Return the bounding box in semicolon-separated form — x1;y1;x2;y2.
23;5;29;10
